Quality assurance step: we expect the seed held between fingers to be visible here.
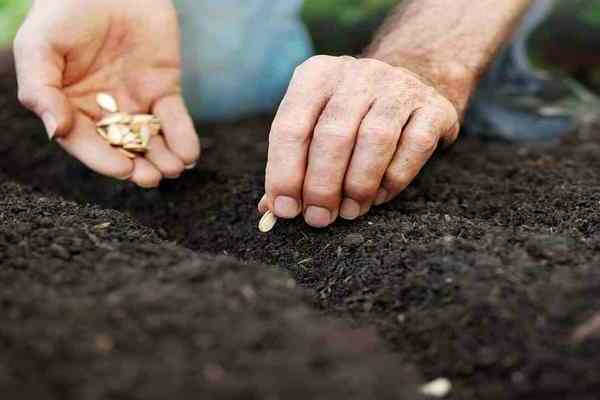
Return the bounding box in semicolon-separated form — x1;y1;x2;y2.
259;210;278;233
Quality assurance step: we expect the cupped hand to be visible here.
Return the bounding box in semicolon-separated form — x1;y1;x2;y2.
259;55;460;227
14;0;200;188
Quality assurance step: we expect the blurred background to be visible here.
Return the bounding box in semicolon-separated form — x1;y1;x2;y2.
0;0;600;122
2;0;600;91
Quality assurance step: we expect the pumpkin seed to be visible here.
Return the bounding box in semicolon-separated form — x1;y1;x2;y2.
420;378;451;398
122;131;139;146
107;125;124;145
118;148;137;159
131;114;156;124
97;113;132;127
258;210;278;233
138;124;151;147
123;143;147;152
96;93;119;113
96;127;108;140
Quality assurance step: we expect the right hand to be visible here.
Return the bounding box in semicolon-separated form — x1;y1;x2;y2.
14;0;200;188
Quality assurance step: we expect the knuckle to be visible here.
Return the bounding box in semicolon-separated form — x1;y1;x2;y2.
266;165;302;194
422;85;438;100
270;120;311;145
359;123;396;148
410;130;438;153
269;179;299;197
315;123;354;145
383;170;411;194
338;55;357;65
344;178;377;200
300;55;335;71
304;182;339;203
357;57;385;71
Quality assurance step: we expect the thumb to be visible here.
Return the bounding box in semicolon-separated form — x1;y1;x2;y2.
13;34;73;140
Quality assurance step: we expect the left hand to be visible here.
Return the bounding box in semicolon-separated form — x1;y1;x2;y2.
259;55;460;227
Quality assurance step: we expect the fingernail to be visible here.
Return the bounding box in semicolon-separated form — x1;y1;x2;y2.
185;162;197;170
42;112;57;140
340;198;361;220
375;188;388;206
258;194;268;213
360;203;371;216
304;206;332;228
274;196;300;218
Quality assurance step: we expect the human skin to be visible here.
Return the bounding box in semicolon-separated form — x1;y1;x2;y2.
259;0;533;227
13;0;200;188
14;0;531;217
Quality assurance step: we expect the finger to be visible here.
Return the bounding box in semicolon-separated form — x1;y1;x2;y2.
265;56;340;220
302;81;374;227
144;135;185;179
56;113;134;180
379;108;452;204
13;32;73;140
258;194;268;214
129;158;163;189
153;94;201;168
341;98;410;220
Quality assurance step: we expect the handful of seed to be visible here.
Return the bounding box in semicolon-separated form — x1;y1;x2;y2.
95;93;161;159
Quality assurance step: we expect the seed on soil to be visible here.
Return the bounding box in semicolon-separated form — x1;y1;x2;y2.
96;93;119;113
420;378;452;398
259;210;278;233
93;222;112;230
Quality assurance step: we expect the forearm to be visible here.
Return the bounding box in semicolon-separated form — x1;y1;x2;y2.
366;0;533;115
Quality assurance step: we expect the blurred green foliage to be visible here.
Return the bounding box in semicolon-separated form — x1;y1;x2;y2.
302;0;397;55
579;0;600;26
0;0;29;47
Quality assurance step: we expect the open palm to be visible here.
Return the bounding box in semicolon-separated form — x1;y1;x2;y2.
14;0;200;187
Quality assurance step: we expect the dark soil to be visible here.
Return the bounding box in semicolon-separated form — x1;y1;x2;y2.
3;78;600;400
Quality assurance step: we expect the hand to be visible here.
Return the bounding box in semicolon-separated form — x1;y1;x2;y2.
14;0;200;188
259;55;460;227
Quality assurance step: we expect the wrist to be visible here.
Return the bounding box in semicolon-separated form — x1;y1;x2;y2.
367;50;480;117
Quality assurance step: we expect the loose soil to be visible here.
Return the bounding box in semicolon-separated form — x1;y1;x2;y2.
2;78;600;400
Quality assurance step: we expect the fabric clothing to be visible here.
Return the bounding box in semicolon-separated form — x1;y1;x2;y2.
175;0;313;121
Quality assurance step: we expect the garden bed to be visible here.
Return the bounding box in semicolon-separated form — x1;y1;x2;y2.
2;79;600;399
